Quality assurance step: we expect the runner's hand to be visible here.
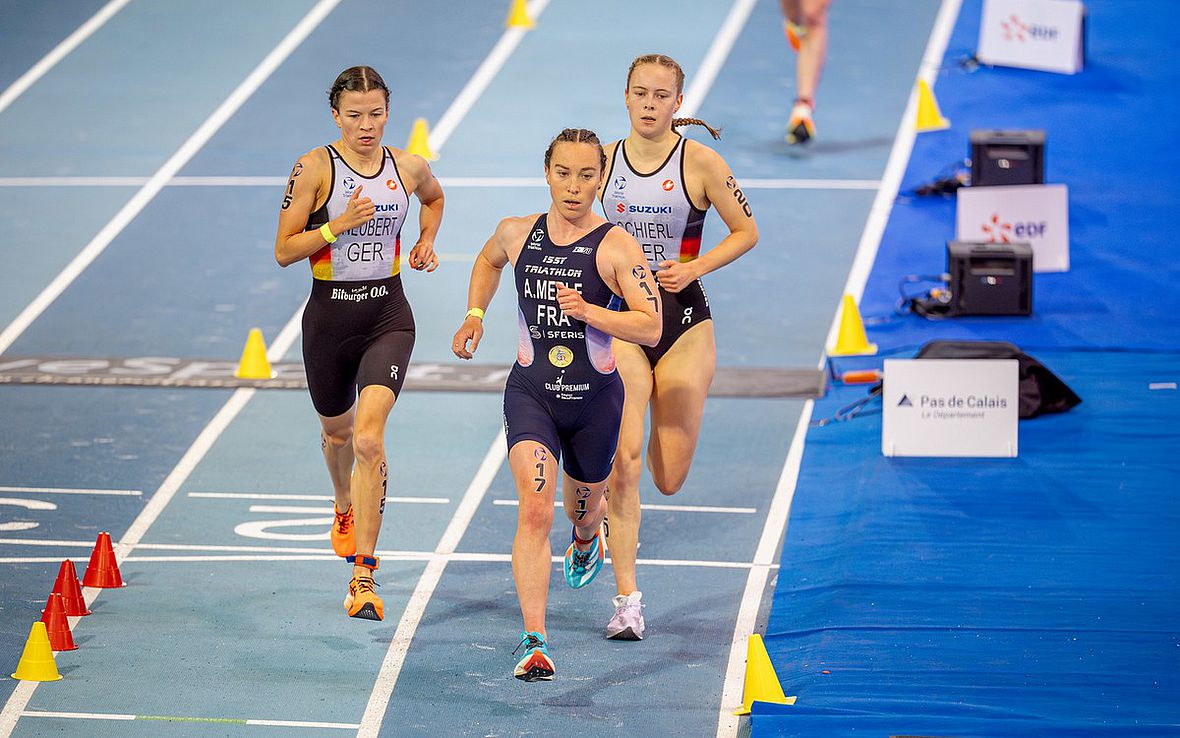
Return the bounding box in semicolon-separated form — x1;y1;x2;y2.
408;240;438;272
338;185;375;231
654;260;699;293
452;318;483;360
557;284;589;321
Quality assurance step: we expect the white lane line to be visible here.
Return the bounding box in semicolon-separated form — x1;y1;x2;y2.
741;178;880;190
823;0;964;350
0;215;311;738
0;552;775;569
715;1;965;735
0;486;141;496
491;499;756;514
358;434;506;738
0;0;342;356
188;492;449;504
0;175;879;190
427;0;552;152
679;0;758;119
21;711;358;730
0;0;131;116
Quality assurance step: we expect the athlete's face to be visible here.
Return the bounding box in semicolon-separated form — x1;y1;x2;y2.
332;89;389;155
625;64;682;136
545;142;604;220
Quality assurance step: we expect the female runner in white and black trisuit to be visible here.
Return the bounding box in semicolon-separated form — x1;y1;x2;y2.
275;66;444;622
599;54;759;640
452;129;660;681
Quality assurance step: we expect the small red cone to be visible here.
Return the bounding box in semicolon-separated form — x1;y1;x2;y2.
82;532;125;588
52;559;91;616
40;593;77;651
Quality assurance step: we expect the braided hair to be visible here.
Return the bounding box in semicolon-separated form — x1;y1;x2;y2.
544;128;607;172
327;66;390;110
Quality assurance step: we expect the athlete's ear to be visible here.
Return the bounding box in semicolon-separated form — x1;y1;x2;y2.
675;93;683;111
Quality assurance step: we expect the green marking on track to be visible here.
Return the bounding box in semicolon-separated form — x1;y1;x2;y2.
138;715;248;724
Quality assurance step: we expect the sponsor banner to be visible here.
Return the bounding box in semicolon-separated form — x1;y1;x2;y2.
956;183;1069;272
883;359;1019;458
977;0;1085;74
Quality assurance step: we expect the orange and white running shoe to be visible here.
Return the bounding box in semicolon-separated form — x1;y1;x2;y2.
331;503;355;558
784;20;806;52
787;98;816;145
343;575;383;621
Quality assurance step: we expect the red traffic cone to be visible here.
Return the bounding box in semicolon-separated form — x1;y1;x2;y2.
40;593;77;651
82;532;125;588
52;559;91;616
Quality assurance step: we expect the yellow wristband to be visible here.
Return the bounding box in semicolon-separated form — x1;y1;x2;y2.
319;223;337;244
465;307;485;321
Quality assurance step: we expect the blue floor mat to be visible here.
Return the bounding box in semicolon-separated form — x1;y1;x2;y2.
756;350;1180;736
860;0;1180;353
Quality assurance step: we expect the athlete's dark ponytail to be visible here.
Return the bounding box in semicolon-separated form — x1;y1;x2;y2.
544;128;607;172
327;66;390;110
672;117;721;140
627;54;722;140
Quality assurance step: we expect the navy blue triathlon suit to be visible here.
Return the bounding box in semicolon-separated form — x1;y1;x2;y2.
301;145;414;417
504;215;625;484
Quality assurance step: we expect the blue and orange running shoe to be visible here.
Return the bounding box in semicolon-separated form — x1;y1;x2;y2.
563;526;605;589
512;631;555;682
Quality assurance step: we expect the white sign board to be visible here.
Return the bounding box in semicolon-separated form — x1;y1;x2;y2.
882;359;1019;458
956;183;1069;272
977;0;1085;74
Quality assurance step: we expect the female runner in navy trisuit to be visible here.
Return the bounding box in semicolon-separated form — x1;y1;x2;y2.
452;129;661;681
275;66;444;622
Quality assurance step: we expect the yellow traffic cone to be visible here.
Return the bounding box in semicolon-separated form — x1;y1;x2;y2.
234;328;275;380
830;294;878;356
734;634;795;715
11;622;63;681
405;118;438;161
915;78;950;132
506;0;535;29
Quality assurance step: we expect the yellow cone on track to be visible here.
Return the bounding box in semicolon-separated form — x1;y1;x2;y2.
11;622;63;682
235;328;275;380
915;78;951;132
734;634;795;715
506;0;535;29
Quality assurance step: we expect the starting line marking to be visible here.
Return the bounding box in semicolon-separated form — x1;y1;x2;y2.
0;486;141;496
0;551;775;569
187;492;450;505
21;711;357;730
491;499;756;514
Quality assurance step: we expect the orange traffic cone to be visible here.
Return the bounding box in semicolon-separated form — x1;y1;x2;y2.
40;593;77;651
52;559;91;616
82;531;125;588
10;622;62;681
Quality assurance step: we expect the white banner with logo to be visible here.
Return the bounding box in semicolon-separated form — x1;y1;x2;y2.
977;0;1085;74
882;359;1019;458
956;183;1069;272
